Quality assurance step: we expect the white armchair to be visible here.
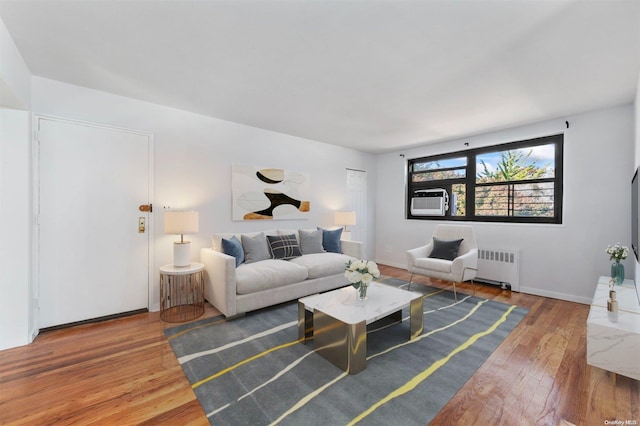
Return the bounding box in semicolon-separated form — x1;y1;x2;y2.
406;224;478;300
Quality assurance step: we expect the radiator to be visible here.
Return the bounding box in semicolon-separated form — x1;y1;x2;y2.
475;248;520;292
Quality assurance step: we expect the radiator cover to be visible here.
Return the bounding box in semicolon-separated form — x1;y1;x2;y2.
476;248;520;292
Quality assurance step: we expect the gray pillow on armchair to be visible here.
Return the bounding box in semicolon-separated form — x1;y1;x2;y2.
428;237;463;261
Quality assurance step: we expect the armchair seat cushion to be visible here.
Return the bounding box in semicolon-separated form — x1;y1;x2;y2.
415;257;452;273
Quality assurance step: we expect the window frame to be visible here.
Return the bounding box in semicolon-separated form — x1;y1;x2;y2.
406;134;564;224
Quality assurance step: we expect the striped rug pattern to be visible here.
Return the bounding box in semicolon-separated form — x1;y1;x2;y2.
165;278;528;425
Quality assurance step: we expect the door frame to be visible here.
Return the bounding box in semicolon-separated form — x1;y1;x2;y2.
31;114;154;338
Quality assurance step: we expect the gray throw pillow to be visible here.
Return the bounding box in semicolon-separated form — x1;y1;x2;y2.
267;234;302;260
429;237;463;261
241;232;271;264
298;229;325;254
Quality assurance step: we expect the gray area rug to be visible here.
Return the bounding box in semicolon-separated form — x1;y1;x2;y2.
165;278;528;425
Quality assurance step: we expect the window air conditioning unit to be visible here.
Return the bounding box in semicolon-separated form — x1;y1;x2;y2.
411;189;449;216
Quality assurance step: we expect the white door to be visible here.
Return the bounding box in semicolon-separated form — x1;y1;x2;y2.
36;116;152;328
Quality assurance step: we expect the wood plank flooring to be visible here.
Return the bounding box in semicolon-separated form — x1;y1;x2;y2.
0;265;638;425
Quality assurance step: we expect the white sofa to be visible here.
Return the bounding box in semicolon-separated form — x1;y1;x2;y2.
200;228;362;318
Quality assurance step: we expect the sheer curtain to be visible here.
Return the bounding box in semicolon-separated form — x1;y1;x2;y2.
346;168;366;244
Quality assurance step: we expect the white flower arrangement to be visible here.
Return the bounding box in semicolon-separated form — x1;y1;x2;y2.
606;243;629;262
344;259;380;288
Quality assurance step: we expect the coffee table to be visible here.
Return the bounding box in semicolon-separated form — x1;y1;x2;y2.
298;281;424;374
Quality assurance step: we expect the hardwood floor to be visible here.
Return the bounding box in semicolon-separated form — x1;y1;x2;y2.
0;265;638;425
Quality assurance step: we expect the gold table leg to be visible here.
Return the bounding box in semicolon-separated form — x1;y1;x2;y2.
314;308;367;375
410;297;424;340
297;301;314;342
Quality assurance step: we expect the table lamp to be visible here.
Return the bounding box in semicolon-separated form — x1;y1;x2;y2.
164;210;199;267
335;211;356;241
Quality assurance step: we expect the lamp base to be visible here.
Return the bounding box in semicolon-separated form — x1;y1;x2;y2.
173;241;191;267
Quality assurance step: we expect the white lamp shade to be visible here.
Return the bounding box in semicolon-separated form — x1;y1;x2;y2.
335;211;356;226
164;211;199;235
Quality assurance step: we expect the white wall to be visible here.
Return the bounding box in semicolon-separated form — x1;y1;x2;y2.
0;17;33;350
0;109;32;350
0;18;31;109
634;71;640;299
30;77;377;315
375;104;635;304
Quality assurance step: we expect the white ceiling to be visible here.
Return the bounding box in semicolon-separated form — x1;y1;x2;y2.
1;0;639;153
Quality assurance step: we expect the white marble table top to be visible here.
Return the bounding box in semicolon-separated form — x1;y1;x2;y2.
298;281;423;325
588;277;640;333
593;276;640;313
160;262;204;275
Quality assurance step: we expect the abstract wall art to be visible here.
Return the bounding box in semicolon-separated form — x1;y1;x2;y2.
232;164;311;220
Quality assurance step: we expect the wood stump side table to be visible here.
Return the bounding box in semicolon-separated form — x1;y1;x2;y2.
159;262;205;322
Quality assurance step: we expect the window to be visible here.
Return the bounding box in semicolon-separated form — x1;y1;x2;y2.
407;134;563;224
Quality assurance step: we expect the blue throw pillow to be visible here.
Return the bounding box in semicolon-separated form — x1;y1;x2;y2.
318;227;343;253
222;235;245;267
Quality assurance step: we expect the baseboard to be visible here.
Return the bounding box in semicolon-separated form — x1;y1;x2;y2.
377;259;407;270
519;287;591;305
39;308;149;333
376;259;592;305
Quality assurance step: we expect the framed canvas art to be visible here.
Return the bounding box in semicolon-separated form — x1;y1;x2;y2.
232;164;310;220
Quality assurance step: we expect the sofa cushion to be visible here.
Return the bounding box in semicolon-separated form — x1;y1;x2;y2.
318;227;343;253
290;253;355;279
212;229;278;252
236;259;309;294
298;229;325;254
242;232;271;264
221;235;244;267
429;237;463;261
267;234;302;260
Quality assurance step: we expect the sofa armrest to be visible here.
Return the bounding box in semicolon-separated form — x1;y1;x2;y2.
200;248;237;317
341;240;363;259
